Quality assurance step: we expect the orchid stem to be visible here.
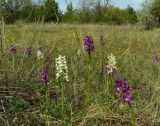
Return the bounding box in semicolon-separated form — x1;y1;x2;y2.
45;85;50;126
87;56;92;103
104;77;109;99
13;56;15;71
131;106;136;126
61;81;65;119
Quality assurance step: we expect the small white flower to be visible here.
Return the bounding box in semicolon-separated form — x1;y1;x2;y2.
103;53;117;75
55;55;69;81
108;53;117;70
37;50;43;59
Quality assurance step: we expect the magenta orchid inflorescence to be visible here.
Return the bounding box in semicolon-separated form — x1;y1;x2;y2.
115;78;134;105
41;67;49;85
84;35;95;53
152;53;159;62
45;53;52;66
26;47;32;55
10;45;17;54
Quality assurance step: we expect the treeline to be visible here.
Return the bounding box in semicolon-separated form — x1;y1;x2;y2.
0;0;61;23
63;2;138;24
1;0;138;24
140;0;160;29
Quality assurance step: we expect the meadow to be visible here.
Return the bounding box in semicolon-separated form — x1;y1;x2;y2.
0;23;160;126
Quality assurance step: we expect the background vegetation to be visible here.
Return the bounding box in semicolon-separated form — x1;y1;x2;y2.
1;0;160;26
0;0;138;24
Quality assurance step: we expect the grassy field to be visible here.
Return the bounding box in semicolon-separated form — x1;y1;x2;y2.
0;24;160;125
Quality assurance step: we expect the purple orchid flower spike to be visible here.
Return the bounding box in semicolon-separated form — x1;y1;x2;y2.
152;53;159;62
115;78;134;106
41;67;49;85
26;47;32;55
123;94;134;105
45;53;52;66
84;36;95;53
10;45;17;54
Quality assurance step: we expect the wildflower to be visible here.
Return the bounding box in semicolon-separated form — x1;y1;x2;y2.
26;47;32;55
37;49;43;59
84;35;95;53
56;56;68;118
152;54;159;62
45;53;52;66
123;94;134;105
100;35;105;45
21;90;36;105
38;47;43;52
55;55;69;81
10;45;17;54
108;54;117;69
103;63;111;75
103;54;117;76
41;67;49;85
23;90;36;99
115;78;134;105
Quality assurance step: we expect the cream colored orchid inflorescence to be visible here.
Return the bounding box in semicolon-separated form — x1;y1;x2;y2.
37;49;44;60
55;55;69;82
104;53;117;75
108;53;117;70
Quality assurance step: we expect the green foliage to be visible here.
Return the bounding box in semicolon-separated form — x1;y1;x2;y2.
140;0;160;29
1;0;61;23
93;0;103;22
44;0;60;22
150;0;160;24
141;14;158;30
62;3;138;24
9;96;27;111
63;2;74;22
126;5;138;24
1;0;32;23
1;0;139;24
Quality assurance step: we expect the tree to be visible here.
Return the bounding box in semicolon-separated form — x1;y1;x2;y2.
126;5;138;24
1;0;32;23
63;2;74;22
140;0;160;29
93;0;103;22
66;2;74;16
151;0;160;23
44;0;61;23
